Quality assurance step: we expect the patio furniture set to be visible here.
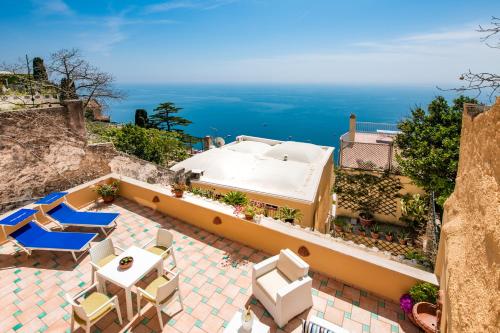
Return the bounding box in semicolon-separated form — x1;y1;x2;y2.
0;192;349;333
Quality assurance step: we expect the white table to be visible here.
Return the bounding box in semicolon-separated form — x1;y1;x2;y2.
224;311;270;333
96;246;163;321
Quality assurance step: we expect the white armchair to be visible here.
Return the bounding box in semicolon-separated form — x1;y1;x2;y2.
252;248;313;328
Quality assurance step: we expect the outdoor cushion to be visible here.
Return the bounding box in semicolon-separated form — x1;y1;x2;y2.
10;222;96;251
97;254;117;267
147;245;170;258
277;249;308;281
256;268;291;302
144;276;170;302
74;292;113;324
47;203;119;227
302;320;335;333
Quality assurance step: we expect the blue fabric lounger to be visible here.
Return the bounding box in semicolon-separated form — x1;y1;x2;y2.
10;222;97;261
47;202;119;229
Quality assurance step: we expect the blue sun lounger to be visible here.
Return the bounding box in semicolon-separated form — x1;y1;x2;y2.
35;192;119;235
0;208;97;261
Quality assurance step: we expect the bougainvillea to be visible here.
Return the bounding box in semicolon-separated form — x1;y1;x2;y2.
399;294;413;314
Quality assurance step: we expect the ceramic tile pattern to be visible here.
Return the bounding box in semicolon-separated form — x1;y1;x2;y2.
0;198;421;333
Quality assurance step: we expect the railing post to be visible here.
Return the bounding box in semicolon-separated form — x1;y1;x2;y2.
388;142;393;172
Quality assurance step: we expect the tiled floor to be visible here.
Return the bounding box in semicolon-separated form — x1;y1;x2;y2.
0;198;421;333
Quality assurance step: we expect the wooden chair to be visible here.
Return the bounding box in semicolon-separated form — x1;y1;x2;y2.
66;283;123;333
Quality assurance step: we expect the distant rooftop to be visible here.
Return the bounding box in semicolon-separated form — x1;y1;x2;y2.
171;135;334;202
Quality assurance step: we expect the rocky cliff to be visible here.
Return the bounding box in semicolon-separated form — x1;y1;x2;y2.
436;98;500;332
0;101;173;212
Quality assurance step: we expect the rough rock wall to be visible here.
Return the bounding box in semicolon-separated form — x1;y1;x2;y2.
0;102;173;213
435;98;500;332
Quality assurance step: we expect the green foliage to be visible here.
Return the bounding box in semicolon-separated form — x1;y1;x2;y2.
222;191;248;207
149;102;192;132
95;180;120;197
395;96;478;206
190;187;215;199
408;282;438;304
243;204;263;217
32;57;48;81
279;207;303;222
135;109;149;128
100;124;188;165
400;193;428;231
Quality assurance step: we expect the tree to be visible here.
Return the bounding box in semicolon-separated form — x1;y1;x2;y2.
49;49;123;108
135;109;149;128
447;17;500;99
149;102;192;132
32;57;48;81
60;77;77;100
395;96;478;207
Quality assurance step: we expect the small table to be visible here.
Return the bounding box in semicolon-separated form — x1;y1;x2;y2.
224;311;270;333
96;246;163;321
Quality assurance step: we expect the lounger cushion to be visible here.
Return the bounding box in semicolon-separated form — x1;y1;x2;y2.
10;222;96;251
147;245;170;258
48;203;119;227
74;292;113;324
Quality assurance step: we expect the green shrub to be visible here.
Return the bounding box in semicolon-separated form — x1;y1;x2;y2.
222;191;248;207
99;124;188;165
409;282;438;304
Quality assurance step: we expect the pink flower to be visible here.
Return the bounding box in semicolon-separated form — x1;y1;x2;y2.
400;294;413;314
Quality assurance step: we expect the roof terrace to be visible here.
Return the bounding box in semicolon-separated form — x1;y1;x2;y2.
0;175;432;333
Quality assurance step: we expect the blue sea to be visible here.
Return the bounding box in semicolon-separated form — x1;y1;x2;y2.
107;84;467;155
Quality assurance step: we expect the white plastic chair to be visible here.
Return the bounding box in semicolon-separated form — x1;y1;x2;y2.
66;283;123;333
136;269;183;328
142;228;177;268
89;238;124;283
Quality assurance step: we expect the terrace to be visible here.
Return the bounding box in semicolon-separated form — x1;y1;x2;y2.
0;175;431;333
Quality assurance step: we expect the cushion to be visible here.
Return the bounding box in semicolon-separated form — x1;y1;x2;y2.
256;268;291;302
277;249;308;281
143;276;170;302
302;320;335;333
97;254;117;267
147;245;170;258
74;292;113;324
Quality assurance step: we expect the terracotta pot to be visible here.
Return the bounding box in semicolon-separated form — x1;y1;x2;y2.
359;214;374;227
359;231;366;237
412;302;438;333
173;190;184;198
119;257;134;270
399;239;407;245
334;225;343;232
244;214;254;221
371;232;380;239
102;195;115;203
385;235;394;242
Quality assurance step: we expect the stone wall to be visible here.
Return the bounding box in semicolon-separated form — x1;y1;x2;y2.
435;98;499;332
0;101;173;212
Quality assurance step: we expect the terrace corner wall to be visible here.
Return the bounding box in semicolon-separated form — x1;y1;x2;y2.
435;98;500;333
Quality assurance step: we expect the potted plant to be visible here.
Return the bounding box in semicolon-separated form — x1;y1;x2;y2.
279;207;303;224
171;183;187;198
358;225;367;236
398;231;409;245
222;191;248;207
370;224;381;239
358;208;374;227
243;204;262;221
333;219;346;232
385;229;395;242
343;222;353;233
95;180;120;203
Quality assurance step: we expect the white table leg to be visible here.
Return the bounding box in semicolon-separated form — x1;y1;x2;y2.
125;287;133;321
157;260;163;276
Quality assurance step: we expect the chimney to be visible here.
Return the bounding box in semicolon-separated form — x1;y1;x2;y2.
348;113;356;142
203;136;212;151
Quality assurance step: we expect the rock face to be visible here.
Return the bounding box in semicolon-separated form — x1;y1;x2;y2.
435;98;500;332
0;102;173;212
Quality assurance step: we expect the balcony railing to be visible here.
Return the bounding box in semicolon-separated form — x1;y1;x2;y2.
355;121;400;134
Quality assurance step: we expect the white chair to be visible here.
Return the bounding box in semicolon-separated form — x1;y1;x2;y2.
303;316;349;333
66;283;123;333
252;248;313;328
142;228;177;268
89;239;124;283
136;269;183;328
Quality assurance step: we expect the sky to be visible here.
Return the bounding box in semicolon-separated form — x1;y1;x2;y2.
1;0;499;85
